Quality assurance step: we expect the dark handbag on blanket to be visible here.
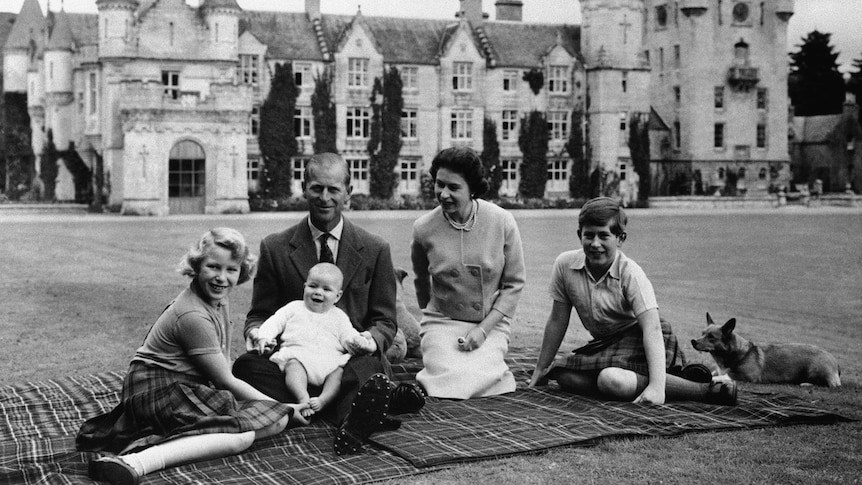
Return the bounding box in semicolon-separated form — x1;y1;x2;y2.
572;321;639;356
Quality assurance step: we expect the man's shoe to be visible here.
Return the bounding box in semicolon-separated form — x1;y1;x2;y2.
705;380;738;406
88;455;141;485
379;417;402;431
333;373;391;455
388;382;425;415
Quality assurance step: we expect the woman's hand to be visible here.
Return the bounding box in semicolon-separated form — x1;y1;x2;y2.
458;326;487;351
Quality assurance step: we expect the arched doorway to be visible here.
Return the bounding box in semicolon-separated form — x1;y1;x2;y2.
168;140;205;214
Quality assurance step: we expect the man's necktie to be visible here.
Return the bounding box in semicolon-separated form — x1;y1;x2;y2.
318;233;334;263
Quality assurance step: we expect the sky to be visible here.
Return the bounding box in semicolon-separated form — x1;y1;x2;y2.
2;0;860;74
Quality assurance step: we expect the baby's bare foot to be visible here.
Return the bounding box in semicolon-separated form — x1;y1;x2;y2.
308;397;323;412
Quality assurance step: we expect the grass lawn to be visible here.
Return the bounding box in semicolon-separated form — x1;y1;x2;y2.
2;207;861;484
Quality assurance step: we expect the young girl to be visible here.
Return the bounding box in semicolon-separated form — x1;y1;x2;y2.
77;228;308;485
529;198;737;406
252;263;375;418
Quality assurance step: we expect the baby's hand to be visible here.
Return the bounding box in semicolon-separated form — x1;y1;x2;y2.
254;338;277;356
345;332;375;355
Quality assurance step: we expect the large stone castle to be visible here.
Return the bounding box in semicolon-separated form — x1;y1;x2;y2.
1;0;794;214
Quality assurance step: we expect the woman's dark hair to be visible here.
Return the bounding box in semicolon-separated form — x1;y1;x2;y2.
429;147;490;198
578;197;628;236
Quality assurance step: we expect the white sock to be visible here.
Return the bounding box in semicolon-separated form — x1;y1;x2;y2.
121;448;165;476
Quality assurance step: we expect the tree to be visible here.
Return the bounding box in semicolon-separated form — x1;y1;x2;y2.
567;109;589;199
628;112;651;204
41;130;59;200
481;117;502;199
367;67;403;199
258;62;298;199
1;90;33;199
789;31;845;116
517;110;548;199
848;54;862;115
312;68;337;154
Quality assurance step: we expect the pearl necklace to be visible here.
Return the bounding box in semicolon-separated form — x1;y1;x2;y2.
443;200;478;231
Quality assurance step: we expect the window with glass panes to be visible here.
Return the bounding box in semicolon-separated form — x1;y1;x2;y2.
348;58;369;87
451;110;473;139
400;158;418;181
503;70;518;92
502;159;519;182
756;88;768;110
291;157;309;183
247;156;260;183
401;66;418;91
714;86;724;108
162;71;179;99
169;141;205;197
294;62;312;88
249;104;260;135
452;62;473;91
89;72;97;114
239;55;259;86
548;111;569;141
347;158;369;181
501;110;518;141
547;159;568;180
346;107;370;138
756;123;766;148
401;109;418;139
294;107;312;138
548;65;568;93
714;123;725;148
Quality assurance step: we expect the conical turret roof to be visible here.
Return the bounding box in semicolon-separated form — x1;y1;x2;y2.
4;0;46;51
47;8;74;51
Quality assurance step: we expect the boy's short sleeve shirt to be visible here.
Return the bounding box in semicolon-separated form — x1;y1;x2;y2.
549;249;657;339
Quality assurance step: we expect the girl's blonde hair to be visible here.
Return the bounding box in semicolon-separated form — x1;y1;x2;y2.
178;227;258;285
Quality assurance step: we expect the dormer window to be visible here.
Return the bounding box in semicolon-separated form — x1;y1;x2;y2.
348;58;369;88
548;66;569;94
452;62;473;91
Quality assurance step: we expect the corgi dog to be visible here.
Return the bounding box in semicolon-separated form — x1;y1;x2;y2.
691;313;841;387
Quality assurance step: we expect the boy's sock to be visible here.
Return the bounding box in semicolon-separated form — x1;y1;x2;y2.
664;373;710;401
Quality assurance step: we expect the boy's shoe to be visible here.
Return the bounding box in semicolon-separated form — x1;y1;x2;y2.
681;363;714;383
705;380;738;406
88;455;141;485
333;373;391;455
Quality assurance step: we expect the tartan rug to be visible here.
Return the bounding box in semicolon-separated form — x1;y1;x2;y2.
0;349;852;484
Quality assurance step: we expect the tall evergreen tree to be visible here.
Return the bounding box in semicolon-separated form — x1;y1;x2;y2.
258;62;298;198
481;117;502;199
789;30;845;116
567;109;589;199
312;69;337;154
517;110;549;199
1;90;33;198
848;54;862;115
628;112;651;204
367;67;403;199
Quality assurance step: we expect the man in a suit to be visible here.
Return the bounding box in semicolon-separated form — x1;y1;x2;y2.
233;153;424;454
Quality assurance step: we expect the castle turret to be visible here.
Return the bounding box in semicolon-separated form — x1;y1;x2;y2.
201;0;241;61
96;0;137;58
44;8;75;151
3;0;46;93
580;0;650;196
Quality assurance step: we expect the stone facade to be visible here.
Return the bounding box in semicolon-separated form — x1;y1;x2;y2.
2;0;797;214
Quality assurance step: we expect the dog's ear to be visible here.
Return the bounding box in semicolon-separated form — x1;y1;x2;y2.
706;312;714;325
722;318;736;334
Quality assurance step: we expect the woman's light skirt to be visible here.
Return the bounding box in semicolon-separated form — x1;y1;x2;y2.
415;310;516;399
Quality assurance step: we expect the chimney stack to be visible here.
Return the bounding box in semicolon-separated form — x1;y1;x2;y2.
495;0;523;21
306;0;321;20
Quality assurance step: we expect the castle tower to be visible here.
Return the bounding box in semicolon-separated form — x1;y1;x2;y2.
3;0;46;94
44;7;74;151
201;0;241;61
645;0;795;194
96;0;137;58
579;0;650;197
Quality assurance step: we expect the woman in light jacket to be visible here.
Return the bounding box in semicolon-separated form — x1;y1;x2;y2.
411;147;526;399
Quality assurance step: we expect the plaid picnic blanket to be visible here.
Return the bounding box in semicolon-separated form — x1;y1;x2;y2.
0;349;851;484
